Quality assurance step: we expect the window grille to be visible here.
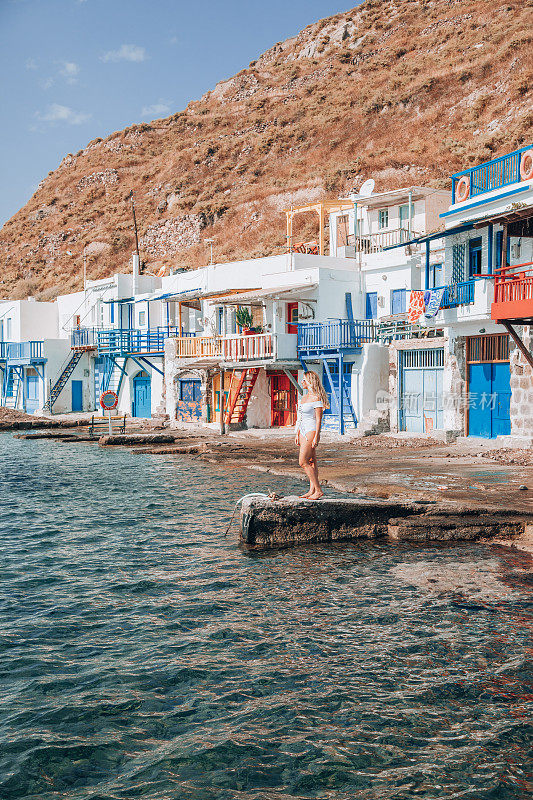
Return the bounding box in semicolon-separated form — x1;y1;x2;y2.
452;244;466;283
401;348;444;369
466;334;509;363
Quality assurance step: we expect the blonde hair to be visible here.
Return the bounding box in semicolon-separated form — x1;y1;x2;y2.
303;370;330;410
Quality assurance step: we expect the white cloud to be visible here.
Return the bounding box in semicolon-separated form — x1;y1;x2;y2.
141;100;172;118
40;77;54;90
169;36;178;45
26;58;37;70
101;44;147;63
35;103;91;125
59;61;79;83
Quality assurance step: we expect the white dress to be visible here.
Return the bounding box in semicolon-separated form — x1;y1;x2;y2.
297;399;324;436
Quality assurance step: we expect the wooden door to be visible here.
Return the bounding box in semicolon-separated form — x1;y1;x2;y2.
270;373;297;427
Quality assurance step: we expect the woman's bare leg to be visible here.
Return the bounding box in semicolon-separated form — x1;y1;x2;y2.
299;433;322;497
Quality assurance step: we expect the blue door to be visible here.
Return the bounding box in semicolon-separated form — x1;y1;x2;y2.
94;357;106;410
72;380;83;412
365;292;378;320
25;371;39;413
468;362;511;438
133;372;151;418
391;289;407;315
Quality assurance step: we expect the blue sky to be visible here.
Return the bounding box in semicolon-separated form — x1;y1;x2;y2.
0;0;355;227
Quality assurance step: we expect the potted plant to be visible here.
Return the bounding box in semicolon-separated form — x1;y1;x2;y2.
235;306;254;335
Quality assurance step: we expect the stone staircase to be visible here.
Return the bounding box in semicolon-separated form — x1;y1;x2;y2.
353;407;390;437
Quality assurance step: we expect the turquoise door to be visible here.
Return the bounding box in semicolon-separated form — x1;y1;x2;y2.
133;372;151;418
25;372;39;412
72;380;83;412
400;349;444;432
468;362;511;438
94;357;106;410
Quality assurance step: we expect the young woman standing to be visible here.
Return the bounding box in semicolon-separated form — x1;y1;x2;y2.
295;370;329;500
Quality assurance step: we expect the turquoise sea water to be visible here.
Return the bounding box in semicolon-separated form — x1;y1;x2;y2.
0;434;532;800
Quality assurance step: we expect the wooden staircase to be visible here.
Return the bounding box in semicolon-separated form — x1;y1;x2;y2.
224;368;260;426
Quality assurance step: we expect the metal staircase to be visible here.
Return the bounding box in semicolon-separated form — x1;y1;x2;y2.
224;368;260;426
44;350;83;412
2;367;22;409
322;360;358;431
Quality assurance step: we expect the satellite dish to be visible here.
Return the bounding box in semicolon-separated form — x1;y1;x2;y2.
359;179;375;197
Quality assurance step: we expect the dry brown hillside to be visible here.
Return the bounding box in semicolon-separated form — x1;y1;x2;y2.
1;0;532;299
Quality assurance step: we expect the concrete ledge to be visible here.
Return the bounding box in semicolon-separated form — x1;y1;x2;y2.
240;497;533;550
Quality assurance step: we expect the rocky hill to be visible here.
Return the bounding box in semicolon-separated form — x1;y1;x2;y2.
1;0;531;299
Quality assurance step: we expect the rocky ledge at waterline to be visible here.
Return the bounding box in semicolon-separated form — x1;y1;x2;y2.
240;497;533;551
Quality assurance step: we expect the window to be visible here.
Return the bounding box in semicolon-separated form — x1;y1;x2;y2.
0;319;3;341
428;263;443;289
138;310;146;327
452;244;466;283
216;307;224;335
399;203;414;231
378;209;389;229
468;237;482;278
6;318;11;339
365;292;378;320
110;303;115;324
336;214;350;247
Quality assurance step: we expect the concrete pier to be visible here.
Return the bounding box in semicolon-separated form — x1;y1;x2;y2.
240;496;533;550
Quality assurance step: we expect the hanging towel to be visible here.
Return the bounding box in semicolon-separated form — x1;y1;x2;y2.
424;288;445;319
408;291;425;323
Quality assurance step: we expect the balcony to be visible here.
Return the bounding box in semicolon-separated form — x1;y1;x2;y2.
438;280;475;309
356;228;418;254
492;262;533;323
297;320;375;356
171;332;296;364
97;327;180;355
0;341;45;364
451;144;532;204
71;328;97;349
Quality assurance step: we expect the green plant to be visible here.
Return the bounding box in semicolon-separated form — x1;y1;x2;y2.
235;306;253;329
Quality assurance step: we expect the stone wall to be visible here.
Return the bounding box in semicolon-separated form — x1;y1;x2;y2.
246;368;271;428
510;325;533;443
164;338;209;425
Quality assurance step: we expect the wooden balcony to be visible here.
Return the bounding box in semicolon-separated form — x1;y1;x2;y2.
492;262;533;323
173;332;296;363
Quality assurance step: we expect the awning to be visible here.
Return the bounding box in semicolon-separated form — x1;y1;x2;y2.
216;283;318;305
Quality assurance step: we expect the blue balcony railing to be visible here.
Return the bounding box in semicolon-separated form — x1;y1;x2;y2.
71;328;96;349
3;341;44;362
297;320;375;355
452;144;532;204
439;279;475;309
97;326;180;354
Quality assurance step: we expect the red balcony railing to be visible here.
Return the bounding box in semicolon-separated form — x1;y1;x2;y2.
492;261;533;322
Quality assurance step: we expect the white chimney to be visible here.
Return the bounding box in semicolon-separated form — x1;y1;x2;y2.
132;252;140;295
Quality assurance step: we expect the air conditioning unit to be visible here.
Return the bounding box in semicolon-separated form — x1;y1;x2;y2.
511;241;521;259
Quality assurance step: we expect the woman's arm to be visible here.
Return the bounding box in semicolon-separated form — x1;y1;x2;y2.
312;407;323;448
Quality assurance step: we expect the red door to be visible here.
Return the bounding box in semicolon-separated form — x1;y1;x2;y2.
287;302;298;334
270;373;297;427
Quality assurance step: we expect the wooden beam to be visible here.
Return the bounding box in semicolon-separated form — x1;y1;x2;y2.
502;322;533;370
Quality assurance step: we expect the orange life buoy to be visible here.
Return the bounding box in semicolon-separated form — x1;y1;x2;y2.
520;149;533;182
455;175;470;203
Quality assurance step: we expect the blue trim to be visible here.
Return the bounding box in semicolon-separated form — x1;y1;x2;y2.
440;185;531;217
487;223;493;275
298;356;308;372
425;240;430;290
138;356;164;376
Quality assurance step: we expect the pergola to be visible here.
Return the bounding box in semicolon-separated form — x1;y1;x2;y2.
285;201;354;256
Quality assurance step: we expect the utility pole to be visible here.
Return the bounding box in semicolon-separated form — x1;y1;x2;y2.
129;191;140;261
205;238;214;265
